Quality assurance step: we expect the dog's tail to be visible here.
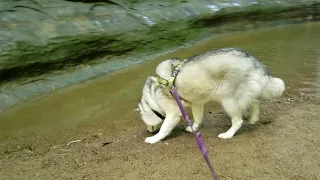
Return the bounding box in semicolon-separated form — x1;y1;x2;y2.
260;77;285;100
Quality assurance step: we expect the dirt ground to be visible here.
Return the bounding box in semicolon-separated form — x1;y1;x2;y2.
1;93;319;180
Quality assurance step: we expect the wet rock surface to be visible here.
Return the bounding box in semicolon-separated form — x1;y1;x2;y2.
0;0;320;110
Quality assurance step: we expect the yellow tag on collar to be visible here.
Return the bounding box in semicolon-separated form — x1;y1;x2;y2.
155;63;182;89
156;77;169;86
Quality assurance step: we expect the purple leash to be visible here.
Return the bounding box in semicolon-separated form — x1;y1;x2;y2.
171;87;219;180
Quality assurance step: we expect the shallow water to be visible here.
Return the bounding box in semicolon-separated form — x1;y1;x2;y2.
0;22;320;150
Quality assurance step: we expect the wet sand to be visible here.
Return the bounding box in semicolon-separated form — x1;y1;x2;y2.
1;22;320;180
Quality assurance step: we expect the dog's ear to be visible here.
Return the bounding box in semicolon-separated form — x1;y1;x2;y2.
170;58;181;67
156;58;180;79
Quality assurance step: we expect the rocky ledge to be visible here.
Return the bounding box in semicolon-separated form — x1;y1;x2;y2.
0;0;319;110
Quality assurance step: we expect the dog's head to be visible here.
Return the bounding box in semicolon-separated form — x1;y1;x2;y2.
135;58;181;132
135;76;165;133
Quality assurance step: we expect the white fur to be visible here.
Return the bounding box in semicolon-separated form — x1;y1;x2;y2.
137;48;285;144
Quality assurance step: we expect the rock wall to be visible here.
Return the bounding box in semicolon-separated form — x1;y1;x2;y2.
0;0;319;110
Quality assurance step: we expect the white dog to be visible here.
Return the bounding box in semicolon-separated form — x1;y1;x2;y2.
136;48;285;144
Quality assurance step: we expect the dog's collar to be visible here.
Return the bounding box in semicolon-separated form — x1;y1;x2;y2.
156;63;182;89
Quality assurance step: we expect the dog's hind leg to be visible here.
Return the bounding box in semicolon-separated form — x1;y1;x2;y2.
218;98;244;139
248;100;260;124
185;104;204;132
145;113;181;144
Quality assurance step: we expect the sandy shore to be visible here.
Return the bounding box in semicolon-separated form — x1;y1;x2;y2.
1;93;319;180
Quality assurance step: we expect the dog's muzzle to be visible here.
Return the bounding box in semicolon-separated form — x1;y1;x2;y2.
146;109;165;133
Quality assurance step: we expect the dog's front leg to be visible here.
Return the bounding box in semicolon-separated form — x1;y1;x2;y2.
145;114;181;144
185;104;204;132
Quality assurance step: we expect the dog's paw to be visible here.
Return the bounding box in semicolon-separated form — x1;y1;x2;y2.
218;132;234;139
185;124;199;132
145;136;160;144
248;120;257;125
248;118;259;124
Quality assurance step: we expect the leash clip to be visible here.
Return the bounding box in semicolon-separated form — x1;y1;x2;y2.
171;66;181;77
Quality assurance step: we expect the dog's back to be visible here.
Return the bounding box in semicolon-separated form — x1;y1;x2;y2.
156;48;285;104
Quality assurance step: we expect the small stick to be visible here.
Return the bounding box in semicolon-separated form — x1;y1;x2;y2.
66;139;82;146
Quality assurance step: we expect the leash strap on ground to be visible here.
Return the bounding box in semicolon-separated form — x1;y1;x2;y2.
170;87;219;180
